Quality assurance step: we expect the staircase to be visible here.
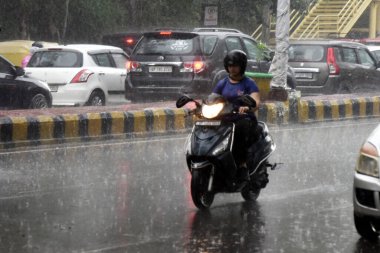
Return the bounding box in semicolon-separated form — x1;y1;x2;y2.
290;0;373;39
252;9;303;43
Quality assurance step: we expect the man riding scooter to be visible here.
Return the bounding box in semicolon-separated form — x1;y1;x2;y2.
211;49;261;183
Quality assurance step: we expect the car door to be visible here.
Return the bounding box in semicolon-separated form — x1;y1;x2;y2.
110;52;128;93
336;47;360;92
92;52;127;98
356;48;380;92
241;37;269;73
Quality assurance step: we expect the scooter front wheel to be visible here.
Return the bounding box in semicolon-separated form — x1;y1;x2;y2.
191;170;214;209
241;185;261;201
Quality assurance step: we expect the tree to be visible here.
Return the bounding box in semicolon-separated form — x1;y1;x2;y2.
0;0;313;43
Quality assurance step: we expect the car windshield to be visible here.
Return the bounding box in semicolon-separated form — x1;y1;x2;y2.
28;50;83;67
134;33;199;55
289;45;325;62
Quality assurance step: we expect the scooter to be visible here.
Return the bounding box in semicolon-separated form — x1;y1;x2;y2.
176;94;277;209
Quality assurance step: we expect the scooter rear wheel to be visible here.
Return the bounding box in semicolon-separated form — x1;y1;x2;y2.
191;170;214;209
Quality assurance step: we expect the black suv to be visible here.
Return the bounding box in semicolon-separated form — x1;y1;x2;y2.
125;28;288;101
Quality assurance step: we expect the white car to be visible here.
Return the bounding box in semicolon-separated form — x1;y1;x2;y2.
25;44;128;106
368;45;380;61
353;124;380;241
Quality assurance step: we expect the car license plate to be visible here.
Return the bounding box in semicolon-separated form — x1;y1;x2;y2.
149;66;172;73
295;72;313;79
196;121;221;126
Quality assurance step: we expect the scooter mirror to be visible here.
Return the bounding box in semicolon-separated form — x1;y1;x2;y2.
176;95;193;108
238;95;256;108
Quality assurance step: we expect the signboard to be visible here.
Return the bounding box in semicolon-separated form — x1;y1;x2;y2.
204;5;218;26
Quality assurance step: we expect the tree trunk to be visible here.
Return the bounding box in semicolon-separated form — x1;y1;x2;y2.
261;2;271;44
62;0;70;44
128;0;138;28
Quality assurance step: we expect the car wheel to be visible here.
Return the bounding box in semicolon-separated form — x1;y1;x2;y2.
87;90;105;106
354;213;380;241
29;94;49;109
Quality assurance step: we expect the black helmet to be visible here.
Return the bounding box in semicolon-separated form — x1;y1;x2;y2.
223;50;247;75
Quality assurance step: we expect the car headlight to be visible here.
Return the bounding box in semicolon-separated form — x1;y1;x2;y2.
202;103;224;119
356;142;379;178
212;134;231;156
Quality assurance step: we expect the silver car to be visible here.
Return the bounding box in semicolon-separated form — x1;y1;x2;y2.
288;40;380;96
353;124;380;241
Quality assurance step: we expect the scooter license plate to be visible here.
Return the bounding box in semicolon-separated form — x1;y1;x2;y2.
196;121;221;126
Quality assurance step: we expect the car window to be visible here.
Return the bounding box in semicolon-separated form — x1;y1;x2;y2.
341;48;358;64
242;38;259;60
225;37;243;52
357;49;376;67
288;45;324;62
93;53;113;67
111;53;128;69
28;51;83;67
135;34;196;55
372;50;380;61
201;35;217;55
0;57;12;74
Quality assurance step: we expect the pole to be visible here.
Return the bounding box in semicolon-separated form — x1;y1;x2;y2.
269;0;290;89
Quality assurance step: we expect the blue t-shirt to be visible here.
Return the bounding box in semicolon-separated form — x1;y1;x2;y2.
212;76;259;121
212;76;259;104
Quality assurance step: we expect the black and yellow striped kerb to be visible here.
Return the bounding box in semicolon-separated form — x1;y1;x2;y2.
0;108;192;150
258;101;290;125
298;97;380;123
1;96;380;150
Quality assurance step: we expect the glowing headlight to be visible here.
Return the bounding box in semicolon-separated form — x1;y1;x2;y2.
356;142;379;178
212;134;230;156
202;103;224;119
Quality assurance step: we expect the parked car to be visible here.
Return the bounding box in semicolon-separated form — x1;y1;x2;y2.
288;39;380;96
102;32;143;55
125;28;296;102
353;123;380;241
0;54;52;109
25;44;128;106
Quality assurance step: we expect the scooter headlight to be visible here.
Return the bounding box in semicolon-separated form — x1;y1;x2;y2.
212;134;231;156
202;103;224;119
356;142;379;178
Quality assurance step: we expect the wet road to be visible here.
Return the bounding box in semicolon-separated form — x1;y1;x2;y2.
0;119;380;252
